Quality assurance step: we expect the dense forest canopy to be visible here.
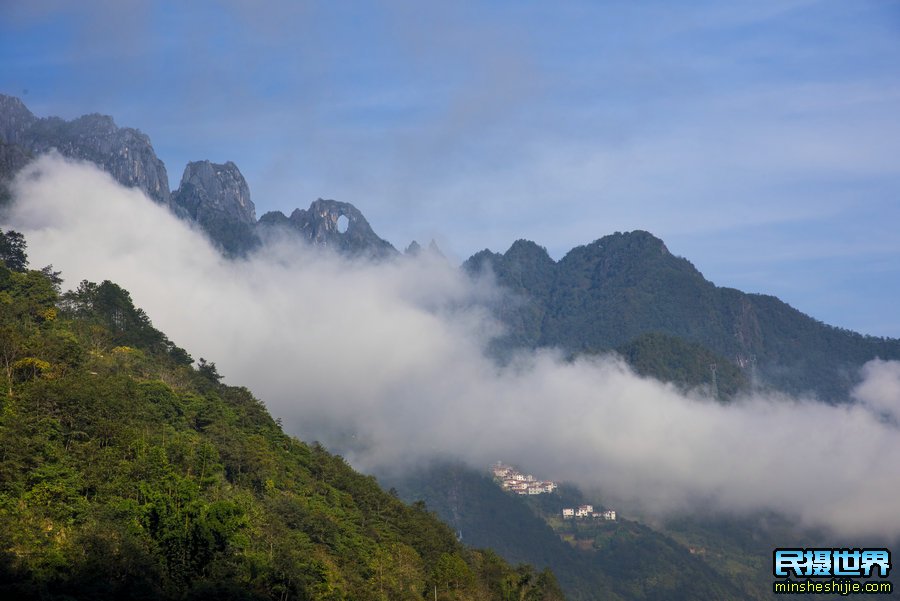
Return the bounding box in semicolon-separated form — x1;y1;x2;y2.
0;231;564;601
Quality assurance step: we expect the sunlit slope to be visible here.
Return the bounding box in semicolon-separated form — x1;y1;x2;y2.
0;241;564;601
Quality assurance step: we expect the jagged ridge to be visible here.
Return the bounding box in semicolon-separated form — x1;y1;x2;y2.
0;94;395;258
259;199;396;258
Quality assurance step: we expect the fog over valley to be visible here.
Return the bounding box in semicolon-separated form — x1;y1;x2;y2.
6;154;900;540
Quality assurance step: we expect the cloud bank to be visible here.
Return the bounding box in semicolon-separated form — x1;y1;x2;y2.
5;154;900;539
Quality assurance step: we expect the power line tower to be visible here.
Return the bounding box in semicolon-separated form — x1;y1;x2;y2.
710;362;719;399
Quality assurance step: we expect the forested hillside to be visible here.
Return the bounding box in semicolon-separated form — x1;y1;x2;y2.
614;333;748;400
384;463;749;601
0;231;564;601
465;232;900;401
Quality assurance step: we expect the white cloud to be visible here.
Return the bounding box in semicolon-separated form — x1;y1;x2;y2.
853;359;900;422
6;154;900;540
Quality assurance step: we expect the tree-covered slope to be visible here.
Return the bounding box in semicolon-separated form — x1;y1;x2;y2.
0;232;564;601
465;231;900;401
614;332;748;400
383;463;750;601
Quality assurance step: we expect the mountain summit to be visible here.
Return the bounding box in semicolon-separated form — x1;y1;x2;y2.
0;95;36;146
174;160;256;225
259;199;397;257
0;94;173;208
0;95;396;258
171;160;259;256
465;231;900;400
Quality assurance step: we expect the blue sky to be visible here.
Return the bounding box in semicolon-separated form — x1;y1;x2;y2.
2;0;899;336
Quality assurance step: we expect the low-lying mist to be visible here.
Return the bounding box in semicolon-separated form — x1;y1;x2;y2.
6;154;900;539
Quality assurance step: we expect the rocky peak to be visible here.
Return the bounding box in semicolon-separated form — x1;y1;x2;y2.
0;95;172;207
0;96;398;261
0;94;37;145
594;230;669;255
260;199;397;258
560;230;676;272
405;239;445;258
462;248;503;274
68;113;119;136
427;239;445;258
504;239;554;265
173;160;256;224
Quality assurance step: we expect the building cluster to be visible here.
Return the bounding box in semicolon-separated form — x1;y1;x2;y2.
492;462;558;495
561;505;616;521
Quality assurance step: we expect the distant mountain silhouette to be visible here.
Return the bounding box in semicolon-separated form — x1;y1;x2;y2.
465;232;900;401
3;93;896;400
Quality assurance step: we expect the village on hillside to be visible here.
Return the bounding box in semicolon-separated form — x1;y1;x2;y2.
491;461;558;495
491;462;616;521
562;505;616;521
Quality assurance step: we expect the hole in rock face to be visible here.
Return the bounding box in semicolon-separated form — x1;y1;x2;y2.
336;214;349;234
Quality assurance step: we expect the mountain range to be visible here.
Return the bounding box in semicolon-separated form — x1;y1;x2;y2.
3;94;897;402
0;95;395;259
464;233;900;401
2;94;898;600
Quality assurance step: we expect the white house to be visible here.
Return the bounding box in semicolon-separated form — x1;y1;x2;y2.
575;504;593;517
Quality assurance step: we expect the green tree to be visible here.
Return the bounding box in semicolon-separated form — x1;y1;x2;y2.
368;543;425;601
433;552;476;597
0;230;27;272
